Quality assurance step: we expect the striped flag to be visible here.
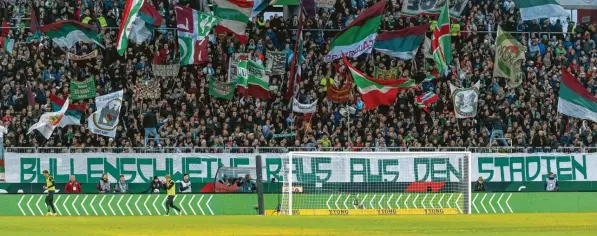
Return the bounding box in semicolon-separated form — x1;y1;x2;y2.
423;75;437;83
213;0;254;44
116;0;145;55
432;1;452;75
324;0;385;62
513;0;569;21
373;24;429;60
558;70;597;123
416;92;439;113
3;37;14;55
251;0;271;17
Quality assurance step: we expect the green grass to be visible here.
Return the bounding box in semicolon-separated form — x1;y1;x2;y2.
0;213;595;236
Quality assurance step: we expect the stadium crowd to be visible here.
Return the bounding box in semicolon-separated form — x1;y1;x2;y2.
0;0;596;153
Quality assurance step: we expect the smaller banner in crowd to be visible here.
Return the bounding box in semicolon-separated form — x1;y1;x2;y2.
374;66;399;80
69;77;96;100
327;83;351;102
236;60;270;99
315;0;335;8
449;81;481;118
209;76;236;100
228;53;249;82
87;90;124;138
265;51;286;75
134;80;161;100
67;50;99;61
401;0;469;18
292;98;317;113
152;64;180;77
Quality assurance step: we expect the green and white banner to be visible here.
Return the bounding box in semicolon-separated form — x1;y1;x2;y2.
4;153;593;184
5;153;462;184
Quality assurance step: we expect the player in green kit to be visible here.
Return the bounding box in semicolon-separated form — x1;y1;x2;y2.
163;174;182;216
42;170;57;216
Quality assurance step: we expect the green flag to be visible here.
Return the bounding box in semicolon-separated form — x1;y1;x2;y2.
69;77;96;100
209;76;236;100
431;1;452;75
494;27;525;88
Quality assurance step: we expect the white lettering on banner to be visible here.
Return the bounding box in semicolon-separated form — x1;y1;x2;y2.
472;154;591;182
4;153;463;184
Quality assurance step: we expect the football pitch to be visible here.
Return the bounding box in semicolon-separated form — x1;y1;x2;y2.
0;213;595;236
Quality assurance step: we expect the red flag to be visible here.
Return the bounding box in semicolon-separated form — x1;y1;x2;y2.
285;9;304;100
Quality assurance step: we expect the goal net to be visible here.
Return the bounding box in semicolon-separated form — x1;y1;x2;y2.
280;152;471;215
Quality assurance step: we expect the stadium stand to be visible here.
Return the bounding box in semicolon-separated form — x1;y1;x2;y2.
0;0;596;154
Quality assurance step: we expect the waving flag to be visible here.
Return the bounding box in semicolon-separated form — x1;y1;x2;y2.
558;70;597;123
494;26;525;88
28;98;70;139
176;5;220;66
116;0;145;55
374;24;429;60
513;0;569;21
49;94;87;127
129;2;164;44
416;92;439;113
251;0;271;17
236;60;271;99
324;0;385;62
213;0;254;43
39;21;101;48
432;1;452;75
344;56;412;109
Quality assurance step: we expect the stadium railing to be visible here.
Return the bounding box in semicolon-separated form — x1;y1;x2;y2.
3;146;597;154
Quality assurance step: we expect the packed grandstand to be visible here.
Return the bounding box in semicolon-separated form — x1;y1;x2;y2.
0;0;596;154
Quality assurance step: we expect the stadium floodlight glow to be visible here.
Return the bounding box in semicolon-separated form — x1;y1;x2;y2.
280;152;472;215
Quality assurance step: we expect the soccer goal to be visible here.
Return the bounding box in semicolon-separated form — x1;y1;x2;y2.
280;152;472;215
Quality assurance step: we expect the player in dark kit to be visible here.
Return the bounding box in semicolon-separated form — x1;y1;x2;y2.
163;174;182;216
42;170;57;216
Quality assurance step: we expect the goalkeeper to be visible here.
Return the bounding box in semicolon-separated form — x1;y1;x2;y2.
162;174;182;216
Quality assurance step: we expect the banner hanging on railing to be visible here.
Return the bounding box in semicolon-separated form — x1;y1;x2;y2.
3;152;594;184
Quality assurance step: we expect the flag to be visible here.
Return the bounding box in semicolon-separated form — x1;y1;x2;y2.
449;81;481;118
374;24;429;60
286;9;304;100
176;5;219;66
3;37;14;55
494;27;526;88
69;77;97;100
432;1;452;75
236;60;271;99
292;98;317;113
415;92;439;113
28;6;42;42
213;0;254;43
374;66;399;80
209;76;236;100
423;36;433;59
129;2;164;44
423;75;437;83
324;0;385;62
302;0;316;18
265;51;286;75
87;90;124;138
38;20;101;49
251;0;271;17
513;0;569;21
49;94;86;127
116;0;145;55
400;0;469;19
26;83;36;107
343;56;411;109
327;82;351;102
27;98;70;139
558;70;597;123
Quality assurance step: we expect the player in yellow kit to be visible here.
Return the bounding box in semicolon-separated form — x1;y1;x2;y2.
42;170;57;216
163;174;182;216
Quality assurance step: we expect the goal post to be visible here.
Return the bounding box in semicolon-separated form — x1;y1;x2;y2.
281;152;472;215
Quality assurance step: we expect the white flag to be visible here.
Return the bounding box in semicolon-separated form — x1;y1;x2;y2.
423;36;433;59
128;17;152;44
449;81;481;119
27;98;70;139
87;90;124;138
292;98;317;113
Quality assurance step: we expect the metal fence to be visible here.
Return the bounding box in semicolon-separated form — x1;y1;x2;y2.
4;146;597;154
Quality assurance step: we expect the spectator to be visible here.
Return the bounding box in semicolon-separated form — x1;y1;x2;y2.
180;174;191;193
0;122;6;159
545;172;559;192
97;173;111;193
114;175;129;193
147;176;162;194
143;110;160;147
474;177;486;192
64;175;82;194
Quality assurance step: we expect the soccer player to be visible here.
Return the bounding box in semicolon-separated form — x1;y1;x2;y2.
163;174;182;216
42;170;57;216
